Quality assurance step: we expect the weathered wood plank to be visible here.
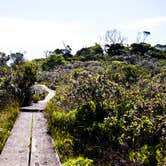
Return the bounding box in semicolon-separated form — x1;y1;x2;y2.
31;113;61;166
0;85;60;166
0;112;32;166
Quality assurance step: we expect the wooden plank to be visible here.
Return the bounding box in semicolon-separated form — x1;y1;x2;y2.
0;112;32;166
31;113;61;166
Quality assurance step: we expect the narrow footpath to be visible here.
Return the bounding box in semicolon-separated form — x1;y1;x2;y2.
0;85;61;166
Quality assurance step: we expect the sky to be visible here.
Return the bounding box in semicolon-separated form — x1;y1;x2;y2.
0;0;166;60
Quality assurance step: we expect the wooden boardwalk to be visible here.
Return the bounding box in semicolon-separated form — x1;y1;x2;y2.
0;85;61;166
0;112;32;166
31;113;61;166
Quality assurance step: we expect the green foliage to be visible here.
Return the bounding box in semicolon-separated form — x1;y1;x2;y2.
0;53;37;106
0;101;19;152
148;48;166;59
76;43;103;61
1;39;165;165
44;60;165;165
88;43;103;56
109;61;148;84
130;43;152;55
9;52;24;69
0;52;9;67
62;157;93;166
105;43;125;56
32;89;48;103
45;101;76;161
0;52;38;153
54;45;72;60
42;52;65;70
52;128;74;162
129;144;166;166
32;93;41;103
11;61;37;105
49;109;76;131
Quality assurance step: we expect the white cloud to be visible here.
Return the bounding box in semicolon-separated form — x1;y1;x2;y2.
116;17;166;30
0;17;81;59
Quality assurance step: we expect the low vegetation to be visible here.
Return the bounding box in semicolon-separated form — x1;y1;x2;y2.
0;35;165;166
0;101;19;152
42;41;166;166
32;87;48;103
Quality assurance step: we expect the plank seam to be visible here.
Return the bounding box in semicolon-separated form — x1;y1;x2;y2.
28;113;33;166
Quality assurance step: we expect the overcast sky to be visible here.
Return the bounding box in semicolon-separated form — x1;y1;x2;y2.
0;0;166;59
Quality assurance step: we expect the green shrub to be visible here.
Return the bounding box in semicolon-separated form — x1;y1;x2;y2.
42;53;66;70
62;156;93;166
52;128;74;162
44;60;165;165
32;93;41;103
32;89;48;103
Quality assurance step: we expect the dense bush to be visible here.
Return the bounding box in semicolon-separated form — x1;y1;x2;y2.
130;43;152;55
42;52;66;70
105;43;125;56
45;60;165;165
32;87;48;103
76;43;104;61
9;61;37;106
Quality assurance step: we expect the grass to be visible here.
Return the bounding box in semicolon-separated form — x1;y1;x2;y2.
0;101;19;152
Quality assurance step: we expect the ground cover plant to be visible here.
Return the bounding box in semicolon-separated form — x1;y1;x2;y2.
42;42;166;165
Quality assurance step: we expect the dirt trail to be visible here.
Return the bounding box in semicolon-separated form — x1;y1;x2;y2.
0;85;61;166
